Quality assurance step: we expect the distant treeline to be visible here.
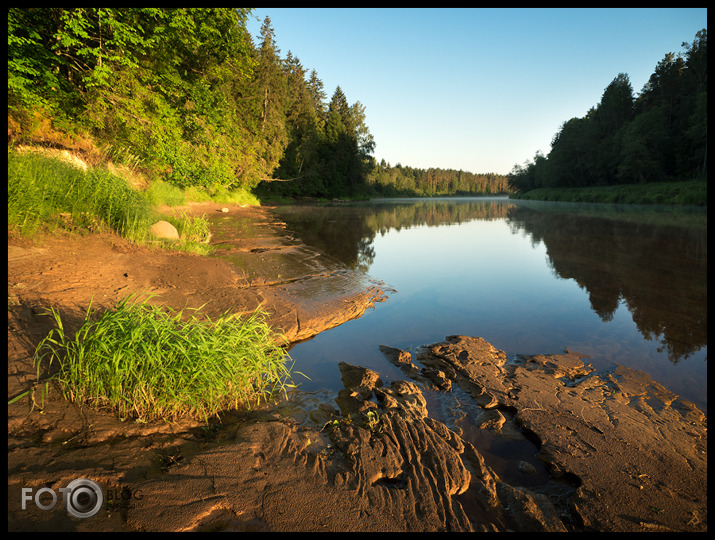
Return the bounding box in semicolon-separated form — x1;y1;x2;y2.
8;8;503;200
366;161;511;197
508;29;707;193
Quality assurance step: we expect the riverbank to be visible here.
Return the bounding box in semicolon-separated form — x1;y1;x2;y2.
510;179;706;206
8;204;706;531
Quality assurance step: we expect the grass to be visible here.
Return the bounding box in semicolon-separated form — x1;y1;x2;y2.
32;295;297;423
8;149;213;253
8;149;154;240
186;184;261;207
510;180;706;206
145;179;186;207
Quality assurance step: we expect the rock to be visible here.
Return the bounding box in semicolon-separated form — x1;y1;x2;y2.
374;380;428;419
149;220;180;240
325;365;571;532
419;335;708;532
327;377;474;530
421;366;452;390
379;344;425;382
497;483;568;532
476;409;505;431
335;388;377;417
378;344;412;365
337;362;382;400
518;460;537;475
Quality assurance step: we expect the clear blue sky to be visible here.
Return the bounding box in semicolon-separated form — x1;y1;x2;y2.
246;8;707;175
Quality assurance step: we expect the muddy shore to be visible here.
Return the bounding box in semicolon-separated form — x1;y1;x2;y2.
7;203;707;531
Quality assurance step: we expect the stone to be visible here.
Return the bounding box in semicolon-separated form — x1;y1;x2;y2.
374;381;428;419
476;409;506;431
378;344;412;365
419;335;707;532
149;220;180;240
335;388;377;417
518;460;537;475
421;366;452;390
337;362;382;399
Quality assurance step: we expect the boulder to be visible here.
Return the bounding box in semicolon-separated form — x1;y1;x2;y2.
150;220;180;240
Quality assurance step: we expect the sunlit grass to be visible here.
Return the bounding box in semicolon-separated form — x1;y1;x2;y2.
510;180;706;206
211;187;261;206
185;184;262;206
33;295;297;423
145;179;186;207
8;149;154;241
8;150;214;253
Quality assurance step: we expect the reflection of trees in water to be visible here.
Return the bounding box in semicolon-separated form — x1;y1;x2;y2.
364;199;515;233
272;199;515;272
506;205;707;364
271;205;378;272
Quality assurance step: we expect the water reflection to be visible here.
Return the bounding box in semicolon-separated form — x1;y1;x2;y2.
272;198;514;272
271;198;707;367
505;201;707;364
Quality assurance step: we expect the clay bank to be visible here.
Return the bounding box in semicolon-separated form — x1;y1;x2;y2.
7;204;707;532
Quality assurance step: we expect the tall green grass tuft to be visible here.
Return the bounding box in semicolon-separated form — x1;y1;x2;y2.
161;212;214;255
34;295;296;423
8;150;216;253
8;149;155;241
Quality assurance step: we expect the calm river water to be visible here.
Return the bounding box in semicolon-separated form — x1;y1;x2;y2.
269;197;707;414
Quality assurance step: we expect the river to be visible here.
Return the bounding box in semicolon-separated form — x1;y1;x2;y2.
268;197;707;414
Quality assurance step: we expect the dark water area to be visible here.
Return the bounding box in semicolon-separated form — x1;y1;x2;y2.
269;197;707;414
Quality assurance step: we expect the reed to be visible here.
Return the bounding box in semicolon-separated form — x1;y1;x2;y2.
33;295;296;423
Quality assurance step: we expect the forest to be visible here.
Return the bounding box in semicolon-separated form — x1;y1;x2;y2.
508;29;707;194
8;8;509;200
367;161;510;197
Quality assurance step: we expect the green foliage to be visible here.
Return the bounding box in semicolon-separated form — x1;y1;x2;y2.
509;30;707;196
34;295;295;423
367;162;512;197
10;8;513;201
211;187;261;206
145;179;186;207
8;8;386;199
183;185;214;203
